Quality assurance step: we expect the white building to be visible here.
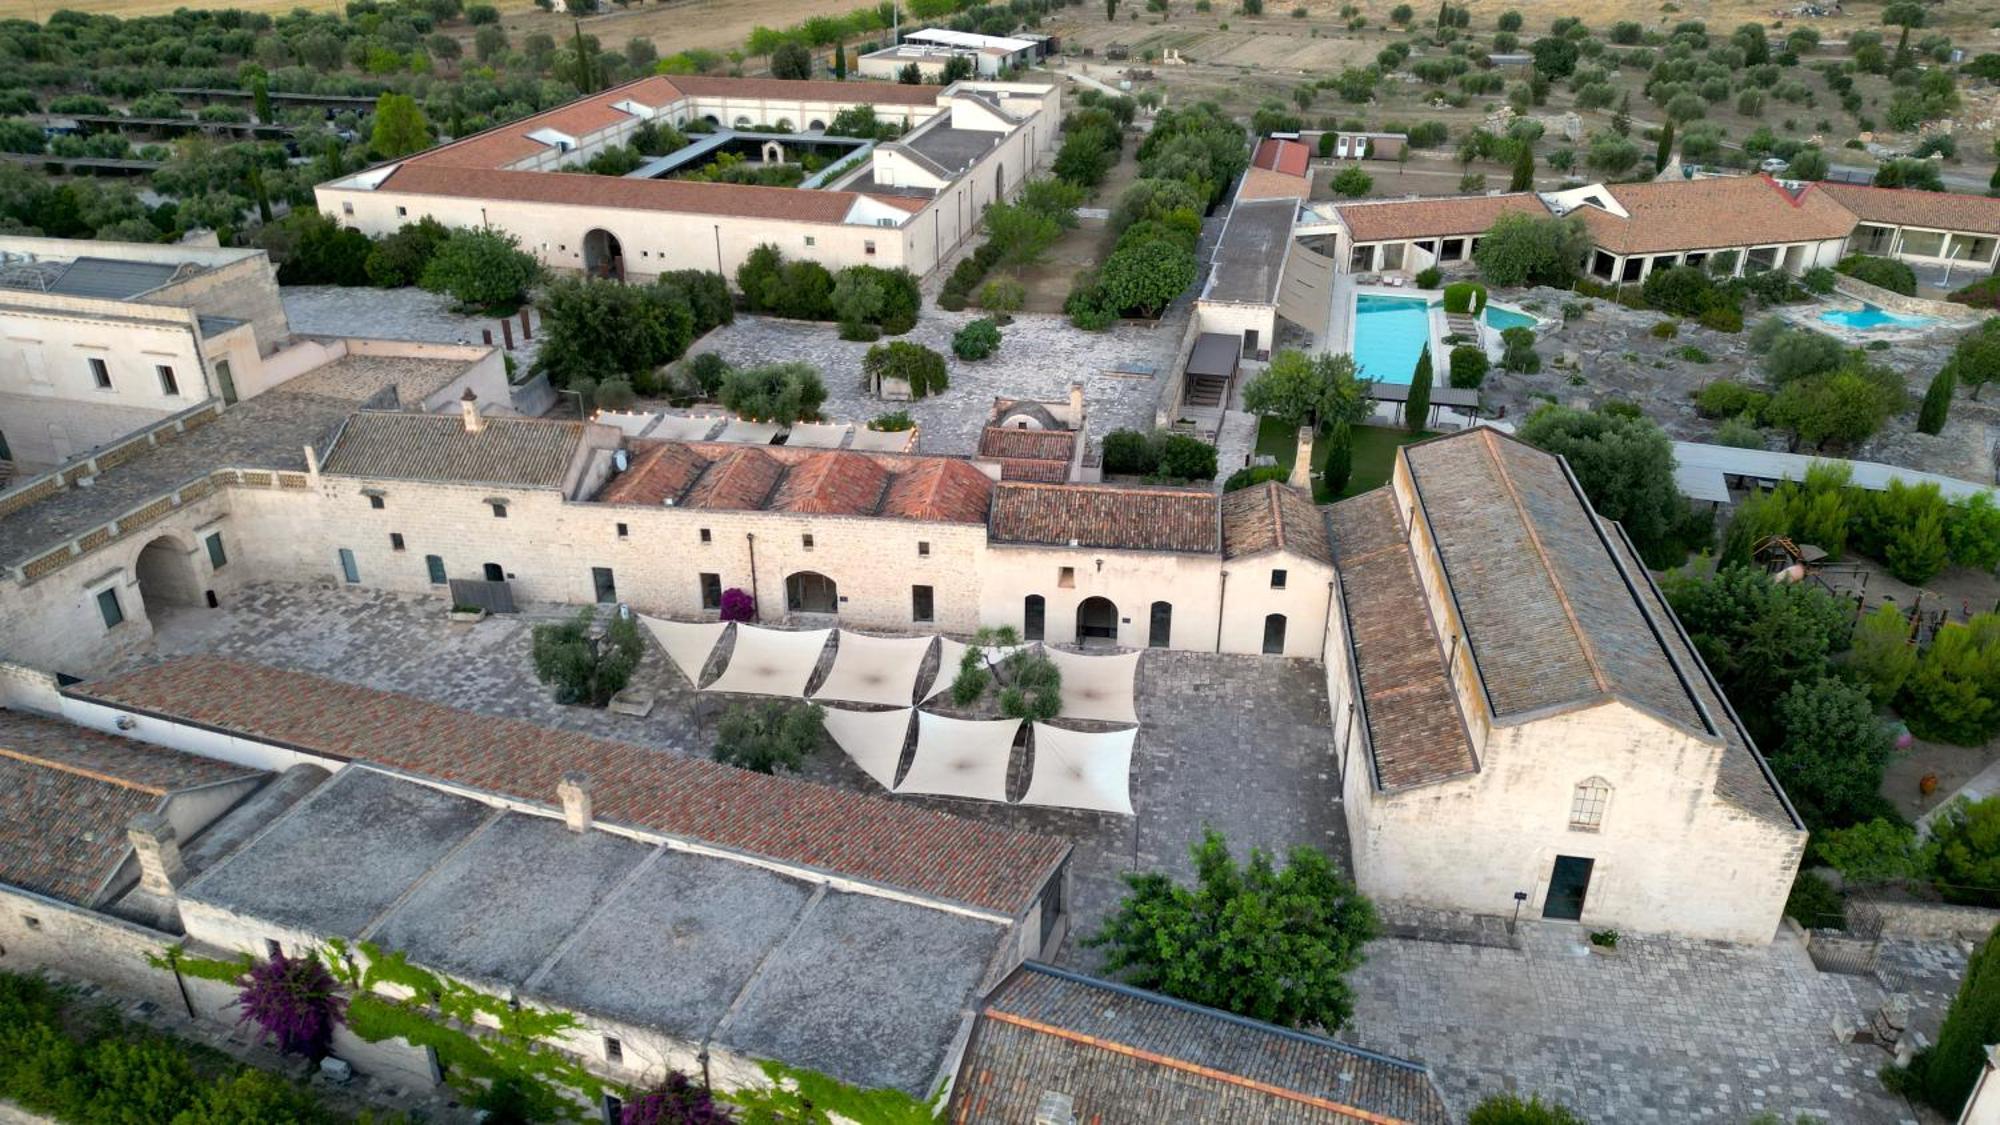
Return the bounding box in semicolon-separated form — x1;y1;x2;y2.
1325;429;1806;944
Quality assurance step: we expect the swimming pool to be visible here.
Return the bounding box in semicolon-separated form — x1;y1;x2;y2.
1351;294;1432;384
1819;303;1933;330
1484;304;1538;331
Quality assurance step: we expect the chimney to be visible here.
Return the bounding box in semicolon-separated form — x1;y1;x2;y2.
460;388;484;434
558;772;593;833
1066;382;1084;427
127;811;185;896
1289;426;1314;490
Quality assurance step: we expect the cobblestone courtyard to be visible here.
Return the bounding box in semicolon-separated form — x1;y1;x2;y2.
129;585;1970;1124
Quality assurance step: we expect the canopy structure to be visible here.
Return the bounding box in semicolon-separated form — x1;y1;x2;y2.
718;418;783;445
1021;724;1137;815
1043;648;1141;724
927;639;1036;701
640;616;730;686
897;712;1020;802
850;426;917;453
786;422;852;449
811;632;934;707
821;706;914;791
704;626;832;697
650;414;723;441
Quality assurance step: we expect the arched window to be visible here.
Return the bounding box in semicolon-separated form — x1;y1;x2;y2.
1569;777;1612;833
1023;594;1045;641
786;571;838;614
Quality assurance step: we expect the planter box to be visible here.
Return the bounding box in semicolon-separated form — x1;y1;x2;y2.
447;609;488;624
608;686;657;718
1587;941;1618;956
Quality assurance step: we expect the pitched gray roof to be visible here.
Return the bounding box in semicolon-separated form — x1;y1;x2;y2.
952;963;1453;1124
319;412;583;489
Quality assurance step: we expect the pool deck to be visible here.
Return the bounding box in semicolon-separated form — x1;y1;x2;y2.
1785;296;1950;345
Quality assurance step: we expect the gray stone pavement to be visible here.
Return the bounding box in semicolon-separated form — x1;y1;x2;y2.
687;310;1177;456
282;286;543;370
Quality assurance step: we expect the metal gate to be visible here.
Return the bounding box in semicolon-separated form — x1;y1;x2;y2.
448;577;517;614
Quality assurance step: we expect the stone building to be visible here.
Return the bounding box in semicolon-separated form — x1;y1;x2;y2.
317;75;1061;284
1325;429;1806;943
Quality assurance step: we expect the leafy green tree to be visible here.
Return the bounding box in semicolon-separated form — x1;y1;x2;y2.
1097;238;1196;317
369;92;430;158
1517;404;1688;563
1932;797;2000;907
1324;421;1354;494
1763;328;1846;384
1919;364;1956;435
1329;165;1373;197
1950;319;2000;399
1468;1093;1588;1125
1405;344;1433;432
1885;504;1950;585
1949;493;2000;572
530;608;643;707
1157;433;1218;481
1766;369;1899;453
1817;817;1931;887
1529;36;1578;80
1903;919;2000;1117
769;39;813;79
1899;618;2000;745
983;200;1062;269
1508;140;1535;190
259;209;372;287
532;276;695;389
951;318;1002;361
864;340;950;397
998;648;1062;722
1449;345;1489;389
1473;213;1590;287
718;362;827;425
1585;131;1639;174
1663;566;1852;732
364;217;450;288
1240;349;1372;430
1848;603;1918;707
1786;147;1830;181
1772;677;1893;827
1654;118;1675;170
714;700;823;774
420;228;541;309
1085;829;1377;1030
832;42;846;80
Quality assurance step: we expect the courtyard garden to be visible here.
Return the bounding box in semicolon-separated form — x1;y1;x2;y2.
1250;416;1432;502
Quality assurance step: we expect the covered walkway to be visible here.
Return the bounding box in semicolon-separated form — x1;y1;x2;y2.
1670;441;1997;506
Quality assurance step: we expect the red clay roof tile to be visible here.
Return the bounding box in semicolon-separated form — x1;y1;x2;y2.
989;482;1218;553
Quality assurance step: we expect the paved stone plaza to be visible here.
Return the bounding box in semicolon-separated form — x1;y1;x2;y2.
130;584;1971;1124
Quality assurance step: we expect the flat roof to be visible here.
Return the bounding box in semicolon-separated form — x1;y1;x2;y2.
903;27;1038;51
1672;440;1998;502
1186;332;1241;379
1204;197;1297;305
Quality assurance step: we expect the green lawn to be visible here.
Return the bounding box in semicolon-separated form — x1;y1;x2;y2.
1253;417;1435;503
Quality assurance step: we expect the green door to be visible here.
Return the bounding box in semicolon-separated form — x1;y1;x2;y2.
1542;855;1594;921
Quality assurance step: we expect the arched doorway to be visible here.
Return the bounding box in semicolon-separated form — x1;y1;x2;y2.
1148;601;1172;648
1262;613;1288;655
583;229;623;282
134;535;203;620
786;571;838;615
1023;594;1045;641
1077;596;1118;646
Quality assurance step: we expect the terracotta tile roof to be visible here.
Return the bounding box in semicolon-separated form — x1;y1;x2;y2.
597;440;709;505
1585;176;1857;255
69;658;1071;914
768;450;891;515
0;709;260;905
1401;429;1709;733
977;427;1074;464
1220;481;1332;565
669;75;944;106
952;963;1452;1125
377;165;873;223
1326;489;1478;790
683;446;785;510
988;482;1218;553
1252;137;1311;178
1820;181;2000;236
878;457;994;523
1237;165;1314;202
320;412;584;489
988;459;1069;483
404;75;687;171
1336;192;1548;242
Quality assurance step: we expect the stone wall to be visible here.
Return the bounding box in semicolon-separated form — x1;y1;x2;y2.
0;885;186;1011
1852;893;2000;942
1833;273;1979;320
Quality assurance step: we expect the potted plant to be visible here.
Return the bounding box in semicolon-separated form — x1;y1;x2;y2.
1588;928;1620;955
448;603;488;624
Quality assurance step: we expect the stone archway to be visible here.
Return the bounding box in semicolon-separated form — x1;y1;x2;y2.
134;534;203;620
786;571;838;615
1077;596;1118;646
583;228;624;282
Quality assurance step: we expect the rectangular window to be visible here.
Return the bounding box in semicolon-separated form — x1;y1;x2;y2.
341;201;354;215
390;532;405;551
338;548;360;584
96;587;124;629
204;532;227;569
700;528;712;544
156;364;178;396
1058;566;1075;588
265;938;282;959
425;555;447;584
603;1037;623;1065
88;356;111;389
616;522;629;539
912;584;934;623
864;240;877;255
490;502;508;519
396;205;408;217
700;572;722;610
918;541;930;557
1271;568;1288;590
804;235;816;246
369;494;385;510
802;533;814;550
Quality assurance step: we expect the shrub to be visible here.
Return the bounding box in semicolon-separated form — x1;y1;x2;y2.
1472;213;1591;287
1156;433;1218;481
420;227;541;309
1783;869;1846;930
1836;253;1918;296
950;647;990;707
1931;796;2000;906
1695;380;1769;421
1696;303;1743;332
1441;281;1488;314
998;646;1063;723
594;377;636;410
1763;333;1844;389
717;362;827;425
530;607;643;707
1448;344;1489;389
1677;345;1711;364
838;320;880;341
1802;266;1838;295
364;217;449;288
869;410;914;432
1715;415;1765;448
714;700;823;774
719;587;755;622
864;340;949;398
236;951;344;1059
1641;265;1715;317
687;352;729;397
1101;428;1160;474
979;277;1026;312
1414;266;1442;289
952;317;1003;361
1329;165;1374;197
1950;276;2000;312
1225;465;1292;491
1920;365;1956;435
1901;618;2000;745
1500;325;1540;372
1650;319;1679;339
623;1074;729;1125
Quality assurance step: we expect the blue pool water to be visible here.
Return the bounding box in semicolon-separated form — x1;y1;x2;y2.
1351;294;1432;384
1483;305;1537;331
1819;303;1933;330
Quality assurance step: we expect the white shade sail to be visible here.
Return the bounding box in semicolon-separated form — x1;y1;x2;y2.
704;626;832;697
812;632;934;707
1043;647;1142;724
821;706;914;791
1022;724;1137;815
640;616;729;687
896;712;1020;802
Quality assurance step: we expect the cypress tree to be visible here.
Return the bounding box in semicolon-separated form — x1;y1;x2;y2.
1919;364;1956;435
1509;142;1534;191
1407;346;1433;432
1915;924;2000;1117
1655;118;1675;171
1323;421;1354;496
833;43;847;80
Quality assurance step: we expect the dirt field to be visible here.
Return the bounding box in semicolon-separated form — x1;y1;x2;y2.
0;0;342;15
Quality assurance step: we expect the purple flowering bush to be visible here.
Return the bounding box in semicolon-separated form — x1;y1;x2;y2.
235;951;345;1059
622;1073;730;1124
719;587;755;623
